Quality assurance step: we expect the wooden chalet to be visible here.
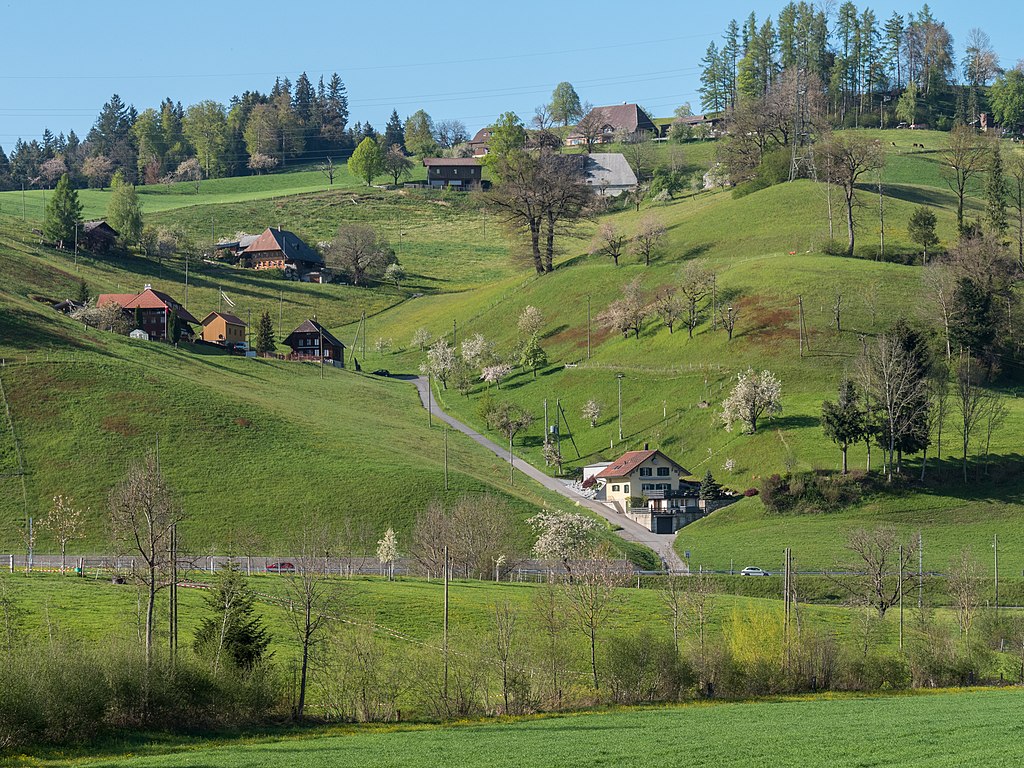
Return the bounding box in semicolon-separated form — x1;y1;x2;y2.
241;227;324;275
201;311;247;347
81;220;119;253
467;127;493;157
283;319;345;366
566;103;657;147
422;158;483;190
97;285;198;342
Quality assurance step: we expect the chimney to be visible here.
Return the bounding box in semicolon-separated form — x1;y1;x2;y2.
143;283;152;291
643;442;649;451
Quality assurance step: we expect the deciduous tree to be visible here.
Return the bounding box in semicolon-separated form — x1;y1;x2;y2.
819;134;885;256
107;170;143;245
907;206;939;264
721;368;782;434
381;144;413;186
347;137;385;186
941;126;988;232
598;278;647;339
43;495;85;574
325;224;395;286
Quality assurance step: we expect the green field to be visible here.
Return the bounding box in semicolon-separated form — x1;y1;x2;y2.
23;689;1024;767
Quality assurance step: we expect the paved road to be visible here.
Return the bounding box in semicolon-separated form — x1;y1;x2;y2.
402;375;684;571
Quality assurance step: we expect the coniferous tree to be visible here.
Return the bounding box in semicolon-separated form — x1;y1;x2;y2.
193;567;271;673
699;470;723;501
254;310;276;355
75;281;89;305
987;142;1008;235
43;173;82;249
383;110;405;151
821;378;866;474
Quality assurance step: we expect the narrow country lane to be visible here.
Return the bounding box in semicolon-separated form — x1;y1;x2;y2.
401;375;685;571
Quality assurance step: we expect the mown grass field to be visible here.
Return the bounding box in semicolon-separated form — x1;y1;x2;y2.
21;689;1024;767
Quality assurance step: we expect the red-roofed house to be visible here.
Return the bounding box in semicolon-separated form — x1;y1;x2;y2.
593;448;709;533
97;285;198;342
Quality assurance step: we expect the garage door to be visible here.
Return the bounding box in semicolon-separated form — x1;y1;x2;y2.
654;516;673;534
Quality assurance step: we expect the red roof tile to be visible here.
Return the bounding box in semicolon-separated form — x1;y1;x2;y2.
594;450;687;479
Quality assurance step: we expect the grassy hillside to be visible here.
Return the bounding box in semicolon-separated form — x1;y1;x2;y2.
23;687;1024;767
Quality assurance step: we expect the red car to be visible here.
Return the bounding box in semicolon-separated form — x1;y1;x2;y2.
266;562;296;573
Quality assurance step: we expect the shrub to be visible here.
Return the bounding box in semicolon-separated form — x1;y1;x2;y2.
604;627;695;704
743;487;759;497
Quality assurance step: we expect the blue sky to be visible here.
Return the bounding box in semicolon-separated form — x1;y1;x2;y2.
0;0;1020;147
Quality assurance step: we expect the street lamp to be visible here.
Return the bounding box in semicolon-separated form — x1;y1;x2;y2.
616;373;625;443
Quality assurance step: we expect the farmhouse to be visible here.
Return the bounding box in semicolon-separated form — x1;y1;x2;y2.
81;220;119;253
422;157;484;190
97;285;198;342
241;227;324;277
467;127;493;157
580;153;638;196
213;233;259;261
283;319;345;366
592;448;728;534
201;311;247;347
566;103;657;147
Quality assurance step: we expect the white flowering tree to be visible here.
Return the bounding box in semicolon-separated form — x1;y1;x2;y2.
376;527;398;581
45;494;85;574
517;305;544;340
529;510;599;574
411;327;432;351
721;368;782;434
420;338;455;388
481;363;513;389
581;399;602;427
461;332;495;369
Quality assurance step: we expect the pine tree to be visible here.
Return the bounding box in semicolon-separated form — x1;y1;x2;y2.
107;170;143;246
75;281;89;304
254;310;275;355
821;378;865;474
383;110;405;150
193;567;271;672
987;142;1008;235
699;470;723;501
699;42;726;113
43;173;82;249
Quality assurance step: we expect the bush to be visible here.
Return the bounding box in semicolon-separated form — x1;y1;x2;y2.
743;487;759;497
761;471;867;515
604;628;694;704
732;148;791;199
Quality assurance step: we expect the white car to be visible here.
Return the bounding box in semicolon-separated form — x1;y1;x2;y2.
740;566;770;577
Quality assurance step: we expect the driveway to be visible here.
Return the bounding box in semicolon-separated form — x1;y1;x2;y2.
401;375;684;571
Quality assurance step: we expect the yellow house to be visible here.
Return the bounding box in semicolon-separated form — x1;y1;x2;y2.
201;312;247;347
594;449;691;512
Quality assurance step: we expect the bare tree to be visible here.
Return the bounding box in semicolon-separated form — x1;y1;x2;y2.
562;543;629;691
325;224;396;286
434;119;468;149
948;548;982;640
598;278;647;339
382;144;413;186
590;222;629;266
953;355;988;484
537;151;592;271
649;286;684;334
660;572;686;654
833;527;917;618
982;392;1008;474
632;215;666;266
857;334;930;482
530;581;570;709
678;261;714;339
284;514;339;719
43;495;85;574
572;108;604;154
922;263;956;360
318;156;336;185
1008;152;1024;267
719;303;740;341
109;453;184;664
941;126;989;231
684;571;716;680
492;601;527;714
819;134;886;256
621;131;655;182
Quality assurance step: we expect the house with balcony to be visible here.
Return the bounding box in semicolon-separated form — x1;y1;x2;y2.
97;285;198;342
422;157;484;190
592;447;727;534
283;319;345;366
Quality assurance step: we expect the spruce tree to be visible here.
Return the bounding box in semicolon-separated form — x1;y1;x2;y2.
383;109;405;150
699;470;723;501
821;378;866;474
75;281;89;304
43;173;82;249
254;310;276;355
107;170;143;246
193;567;271;672
987;143;1008;235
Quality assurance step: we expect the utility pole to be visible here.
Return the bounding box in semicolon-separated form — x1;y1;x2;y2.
319;324;324;380
711;274;718;331
783;547;791;659
994;533;999;616
587;295;592;360
543;398;549;463
898;543;904;651
73;221;78;271
247;308;252;350
427;372;432;427
279;292;283;342
444;426;449;491
452;319;457;349
509;435;514;486
616;373;625;443
184;256;189;309
878;171;885;261
918;532;923;610
443;545;449;708
361;311;366;361
797;295;805;358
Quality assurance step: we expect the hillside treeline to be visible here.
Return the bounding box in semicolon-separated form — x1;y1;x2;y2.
699;2;1023;131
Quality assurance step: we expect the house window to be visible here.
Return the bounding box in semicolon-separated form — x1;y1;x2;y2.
657;467;670;477
639;467;652;477
611;485;620;492
623;484;630;494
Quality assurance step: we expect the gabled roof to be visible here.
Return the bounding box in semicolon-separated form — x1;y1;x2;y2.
582;153;638;189
468;128;492;144
595;449;687;479
422;157;480;167
283;319;345;350
201;311;247;327
215;234;259;251
83;220;118;236
243;227;323;265
98;288;199;325
570;103;656;138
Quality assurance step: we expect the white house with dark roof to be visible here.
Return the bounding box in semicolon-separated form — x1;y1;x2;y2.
581;153;638;196
566;103;657;146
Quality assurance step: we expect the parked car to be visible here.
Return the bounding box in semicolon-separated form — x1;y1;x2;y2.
371;369;390;377
740;566;770;577
266;561;296;573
